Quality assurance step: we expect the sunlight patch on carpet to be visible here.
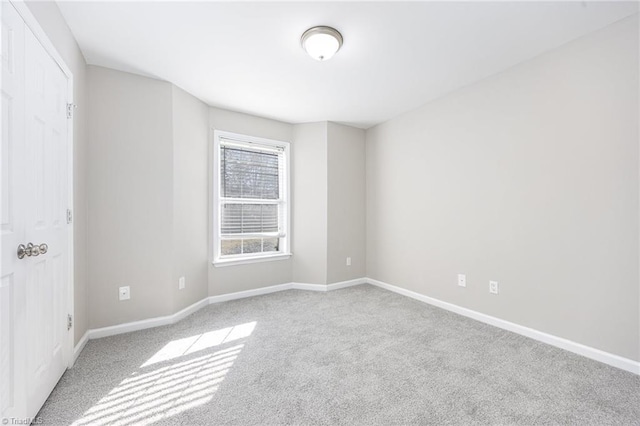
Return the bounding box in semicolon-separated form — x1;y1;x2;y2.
71;322;257;426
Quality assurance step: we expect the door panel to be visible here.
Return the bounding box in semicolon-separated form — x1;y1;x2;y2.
24;22;70;417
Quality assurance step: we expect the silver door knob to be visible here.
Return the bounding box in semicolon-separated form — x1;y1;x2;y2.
17;243;48;259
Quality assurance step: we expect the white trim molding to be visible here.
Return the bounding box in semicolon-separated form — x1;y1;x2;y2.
212;253;292;268
89;298;210;340
208;283;293;304
72;331;89;366
291;278;367;292
10;1;73;77
366;277;640;376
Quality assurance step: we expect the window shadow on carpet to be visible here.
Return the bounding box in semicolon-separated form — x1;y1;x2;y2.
70;322;257;426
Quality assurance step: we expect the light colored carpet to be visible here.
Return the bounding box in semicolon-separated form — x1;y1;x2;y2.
38;284;639;425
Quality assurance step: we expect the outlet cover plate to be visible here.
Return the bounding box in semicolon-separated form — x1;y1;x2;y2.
458;274;466;287
119;286;130;301
489;281;499;294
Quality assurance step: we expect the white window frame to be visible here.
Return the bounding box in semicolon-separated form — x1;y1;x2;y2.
212;130;291;267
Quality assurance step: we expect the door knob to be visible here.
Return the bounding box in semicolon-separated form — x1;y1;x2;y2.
17;243;48;259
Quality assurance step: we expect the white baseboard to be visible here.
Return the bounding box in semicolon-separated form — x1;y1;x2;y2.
366;277;640;376
88;297;210;340
74;278;366;360
208;283;293;303
291;278;365;292
290;282;326;291
71;331;89;367
327;277;367;291
206;278;366;299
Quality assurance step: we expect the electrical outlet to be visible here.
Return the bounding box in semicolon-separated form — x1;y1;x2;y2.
119;286;130;301
489;281;499;295
457;274;466;287
346;257;352;266
179;276;185;290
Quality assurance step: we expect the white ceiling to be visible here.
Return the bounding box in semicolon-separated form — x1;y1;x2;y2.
57;1;638;129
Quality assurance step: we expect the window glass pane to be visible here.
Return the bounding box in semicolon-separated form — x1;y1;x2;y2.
221;147;279;199
263;238;279;252
221;204;278;235
220;238;281;257
221;240;242;256
242;239;262;254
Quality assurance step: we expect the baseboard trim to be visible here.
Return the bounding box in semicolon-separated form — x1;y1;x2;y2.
327;277;367;291
291;278;366;292
75;278;365;360
71;331;89;366
88;297;210;340
366;277;640;375
208;283;293;303
290;282;325;291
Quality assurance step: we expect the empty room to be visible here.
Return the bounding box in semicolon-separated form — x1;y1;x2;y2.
1;0;639;425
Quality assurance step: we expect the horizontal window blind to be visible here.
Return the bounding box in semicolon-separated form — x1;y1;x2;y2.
221;204;279;236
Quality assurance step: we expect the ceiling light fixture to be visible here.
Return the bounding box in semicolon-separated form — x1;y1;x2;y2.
301;26;343;61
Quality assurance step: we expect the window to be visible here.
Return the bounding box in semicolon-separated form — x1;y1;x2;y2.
213;130;290;266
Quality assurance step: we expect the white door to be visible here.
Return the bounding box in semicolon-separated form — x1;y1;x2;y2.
1;1;72;420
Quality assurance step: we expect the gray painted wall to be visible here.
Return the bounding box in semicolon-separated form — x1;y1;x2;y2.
366;15;639;361
83;73;366;326
172;86;209;312
291;122;367;285
25;1;89;345
327;122;366;283
86;68;217;328
87;66;174;328
292;122;328;284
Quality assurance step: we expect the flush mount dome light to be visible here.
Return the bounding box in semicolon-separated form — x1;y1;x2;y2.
301;26;343;61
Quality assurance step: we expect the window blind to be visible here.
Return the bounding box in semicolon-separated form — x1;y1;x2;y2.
219;140;284;239
221;204;278;235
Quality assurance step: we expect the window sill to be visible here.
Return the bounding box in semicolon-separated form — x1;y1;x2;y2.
212;253;292;268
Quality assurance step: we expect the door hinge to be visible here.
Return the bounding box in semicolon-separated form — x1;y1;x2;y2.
66;103;76;119
67;209;73;224
67;314;73;331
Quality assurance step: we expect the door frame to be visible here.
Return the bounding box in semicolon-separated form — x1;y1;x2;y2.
9;0;75;368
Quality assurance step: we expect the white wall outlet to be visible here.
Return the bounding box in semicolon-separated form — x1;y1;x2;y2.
346;257;352;266
457;274;466;287
489;281;499;294
179;276;185;290
119;286;130;301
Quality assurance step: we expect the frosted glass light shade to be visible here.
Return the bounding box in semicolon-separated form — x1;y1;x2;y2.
301;26;343;61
